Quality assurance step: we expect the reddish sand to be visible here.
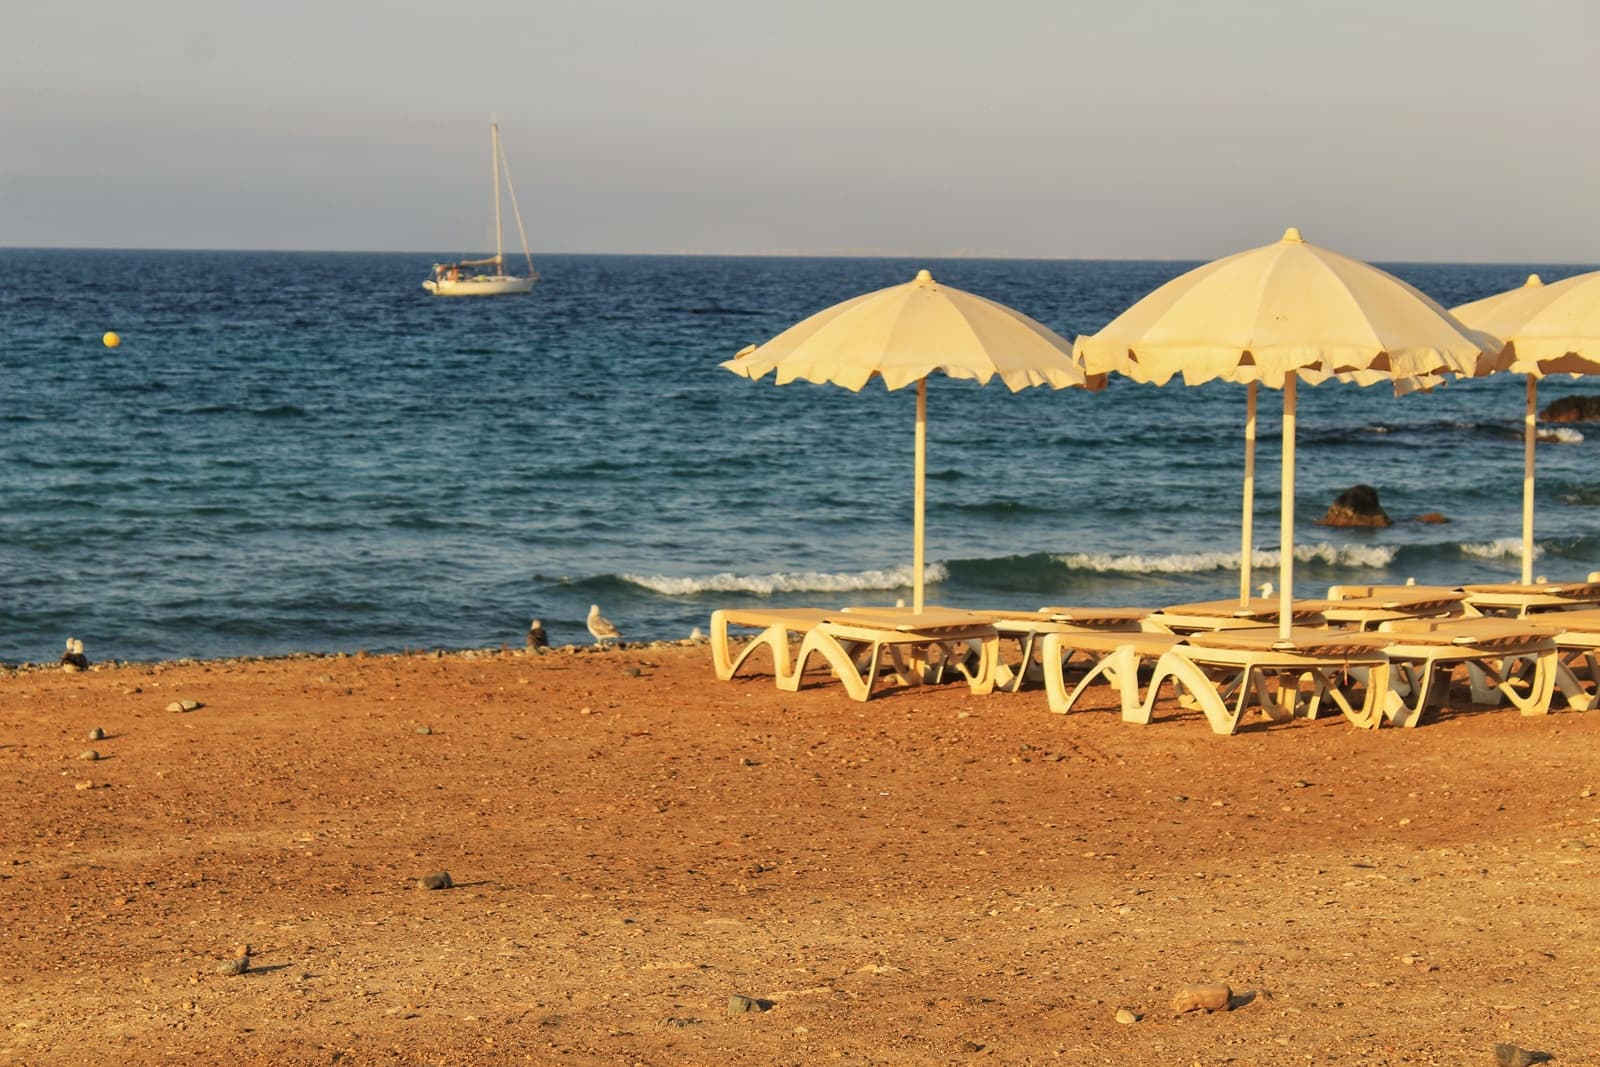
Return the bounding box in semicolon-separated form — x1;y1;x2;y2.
4;642;1597;1065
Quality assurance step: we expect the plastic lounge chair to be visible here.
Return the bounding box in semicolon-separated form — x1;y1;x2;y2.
778;608;1000;702
710;607;835;681
1144;627;1393;735
1459;581;1600;617
1316;589;1466;630
1496;608;1600;712
1144;597;1328;634
964;608;1147;693
1038;629;1187;721
1374;617;1559;726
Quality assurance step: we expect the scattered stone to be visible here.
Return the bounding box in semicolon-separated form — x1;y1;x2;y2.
415;725;432;735
1171;983;1233;1014
1560;839;1589;850
727;994;772;1014
624;666;642;678
418;870;453;890
1494;1043;1553;1067
1320;484;1391;527
87;727;105;741
217;956;250;976
166;699;203;713
1540;394;1600;423
1115;1007;1139;1025
77;749;99;761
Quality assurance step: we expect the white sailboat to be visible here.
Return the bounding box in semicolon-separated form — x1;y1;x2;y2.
423;122;538;297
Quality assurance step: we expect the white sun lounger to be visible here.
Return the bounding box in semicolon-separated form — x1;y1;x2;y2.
1144;628;1394;735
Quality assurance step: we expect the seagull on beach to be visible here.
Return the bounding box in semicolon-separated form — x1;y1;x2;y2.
60;637;89;671
586;604;620;647
526;619;549;651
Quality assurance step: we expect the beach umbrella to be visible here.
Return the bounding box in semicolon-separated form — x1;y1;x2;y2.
723;268;1104;612
1452;271;1600;584
1076;227;1506;641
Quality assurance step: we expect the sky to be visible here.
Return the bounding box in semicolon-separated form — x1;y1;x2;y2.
2;0;1596;262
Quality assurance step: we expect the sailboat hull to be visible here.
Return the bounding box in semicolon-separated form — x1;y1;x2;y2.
422;275;535;297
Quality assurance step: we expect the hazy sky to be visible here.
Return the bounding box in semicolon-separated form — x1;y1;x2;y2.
3;0;1596;261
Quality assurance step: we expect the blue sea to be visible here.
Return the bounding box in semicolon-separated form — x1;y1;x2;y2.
2;249;1597;665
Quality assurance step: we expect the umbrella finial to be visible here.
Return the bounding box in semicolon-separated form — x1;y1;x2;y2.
914;268;935;285
1281;227;1304;243
1523;273;1544;288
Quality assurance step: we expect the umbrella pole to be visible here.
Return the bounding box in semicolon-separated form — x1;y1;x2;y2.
913;378;927;613
1240;382;1257;605
1522;375;1537;586
1279;376;1296;643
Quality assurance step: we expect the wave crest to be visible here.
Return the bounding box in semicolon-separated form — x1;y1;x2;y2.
1461;538;1535;560
1049;542;1396;575
621;563;949;597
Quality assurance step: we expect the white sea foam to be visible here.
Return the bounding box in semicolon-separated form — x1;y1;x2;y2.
1538;426;1584;444
1462;538;1536;560
1051;543;1396;575
622;563;949;597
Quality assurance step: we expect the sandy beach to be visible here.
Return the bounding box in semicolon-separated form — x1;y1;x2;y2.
5;640;1599;1065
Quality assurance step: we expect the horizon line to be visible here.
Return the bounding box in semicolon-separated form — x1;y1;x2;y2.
3;244;1594;268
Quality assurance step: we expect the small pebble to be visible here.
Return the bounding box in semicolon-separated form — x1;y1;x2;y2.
166;699;203;713
415;725;432;735
87;727;106;741
727;994;770;1014
1115;1007;1138;1025
217;956;249;976
78;750;100;761
418;870;453;890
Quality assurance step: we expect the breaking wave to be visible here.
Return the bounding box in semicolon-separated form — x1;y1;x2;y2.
621;563;949;597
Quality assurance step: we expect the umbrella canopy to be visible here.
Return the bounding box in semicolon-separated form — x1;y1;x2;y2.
723;268;1104;611
1077;228;1506;639
1452;270;1600;583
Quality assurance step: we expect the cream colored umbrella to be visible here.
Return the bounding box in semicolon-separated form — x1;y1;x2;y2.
723;268;1104;612
1452;270;1600;584
1077;227;1506;641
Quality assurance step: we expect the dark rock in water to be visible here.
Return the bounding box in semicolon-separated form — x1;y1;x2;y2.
1540;394;1600;422
1414;512;1450;524
1321;485;1391;528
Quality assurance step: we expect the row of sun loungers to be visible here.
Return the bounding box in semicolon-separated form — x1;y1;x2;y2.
710;576;1600;734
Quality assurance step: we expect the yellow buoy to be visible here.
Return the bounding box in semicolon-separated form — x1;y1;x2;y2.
102;331;121;348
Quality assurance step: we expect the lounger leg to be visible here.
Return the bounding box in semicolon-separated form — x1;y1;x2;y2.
711;611;799;682
1554;656;1598;711
1145;652;1243;735
1310;664;1387;729
779;629;880;701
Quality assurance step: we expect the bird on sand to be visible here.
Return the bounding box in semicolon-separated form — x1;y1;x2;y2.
586;604;620;646
526;619;549;650
60;637;89;671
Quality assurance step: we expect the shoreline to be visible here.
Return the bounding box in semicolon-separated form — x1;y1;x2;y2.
2;636;709;677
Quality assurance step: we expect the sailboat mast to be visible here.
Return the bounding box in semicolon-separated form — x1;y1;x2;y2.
491;121;505;268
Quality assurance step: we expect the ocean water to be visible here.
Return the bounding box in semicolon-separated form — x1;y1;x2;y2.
1;248;1597;664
